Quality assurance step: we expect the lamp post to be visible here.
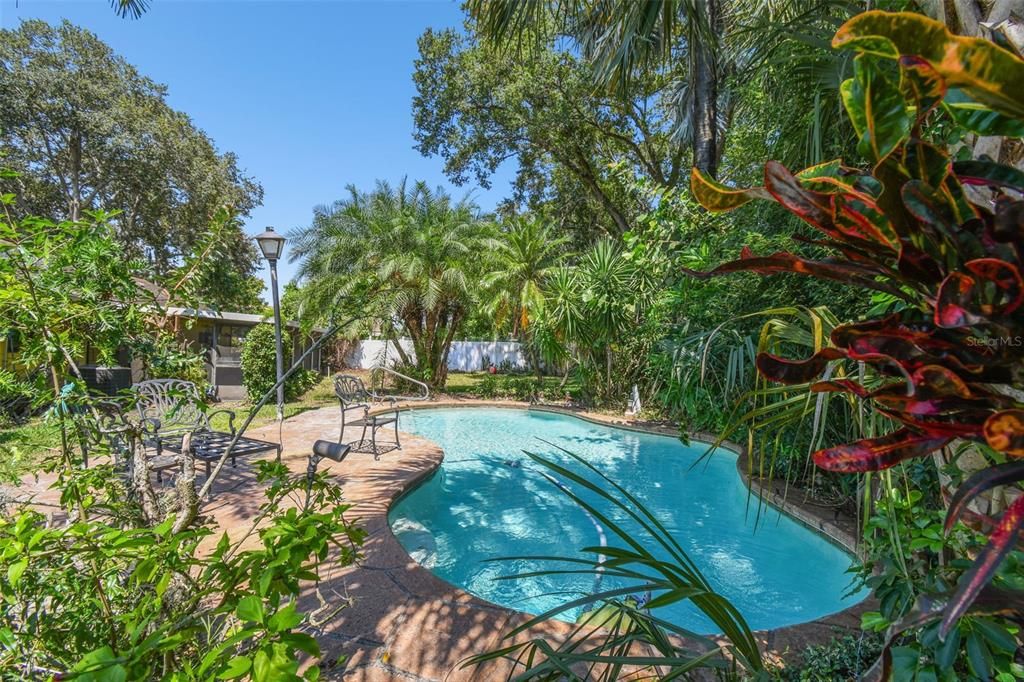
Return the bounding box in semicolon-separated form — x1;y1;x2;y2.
254;227;287;422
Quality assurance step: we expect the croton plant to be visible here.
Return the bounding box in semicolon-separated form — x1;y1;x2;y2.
687;10;1024;645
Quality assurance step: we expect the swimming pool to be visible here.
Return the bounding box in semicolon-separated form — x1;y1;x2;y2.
388;407;866;632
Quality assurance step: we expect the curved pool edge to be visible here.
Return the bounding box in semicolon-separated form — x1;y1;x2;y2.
369;399;875;670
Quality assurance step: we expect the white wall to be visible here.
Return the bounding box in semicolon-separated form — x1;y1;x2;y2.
344;339;416;370
343;339;527;371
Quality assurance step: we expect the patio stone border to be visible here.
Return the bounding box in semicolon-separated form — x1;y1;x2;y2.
340;399;874;677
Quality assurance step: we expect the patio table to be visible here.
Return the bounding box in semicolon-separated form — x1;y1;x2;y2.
158;431;283;493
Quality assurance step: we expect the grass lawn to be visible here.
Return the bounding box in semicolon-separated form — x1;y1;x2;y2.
443;371;574;396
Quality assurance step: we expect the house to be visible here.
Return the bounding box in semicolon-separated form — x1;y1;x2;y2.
2;311;329;402
165;308;329;400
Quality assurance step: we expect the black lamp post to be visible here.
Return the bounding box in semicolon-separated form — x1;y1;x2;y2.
254;226;287;422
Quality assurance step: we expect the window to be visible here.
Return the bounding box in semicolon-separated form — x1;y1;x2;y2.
216;325;249;366
5;330;20;354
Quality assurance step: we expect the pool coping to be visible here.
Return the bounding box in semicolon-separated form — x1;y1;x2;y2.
369;398;874;671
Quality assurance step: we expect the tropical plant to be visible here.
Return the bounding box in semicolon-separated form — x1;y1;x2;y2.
0;193;366;679
855;485;1022;679
687;9;1024;669
290;179;494;388
1;457;363;680
529;239;661;406
467;0;723;174
483;217;569;374
467;0;864;178
780;630;885;681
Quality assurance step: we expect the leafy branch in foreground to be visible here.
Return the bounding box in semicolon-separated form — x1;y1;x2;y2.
465;448;763;680
0;191;367;679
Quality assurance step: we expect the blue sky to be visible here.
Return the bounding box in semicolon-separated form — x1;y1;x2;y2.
0;0;514;298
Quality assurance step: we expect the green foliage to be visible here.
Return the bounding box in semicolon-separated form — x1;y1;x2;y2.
0;195;363;679
0;203;150;379
0;20;264;311
0;458;364;680
855;487;1022;680
779;631;885;681
473;374;544;401
525;238;662;407
0;369;36;427
688;8;1024;673
290;179;494;388
413;24;659;241
481;216;568;371
240;323;319;403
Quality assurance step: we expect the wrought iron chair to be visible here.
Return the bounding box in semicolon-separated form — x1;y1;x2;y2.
74;398;137;470
132;379;237;481
333;374;401;458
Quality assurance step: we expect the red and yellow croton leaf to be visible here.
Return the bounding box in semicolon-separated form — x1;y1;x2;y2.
685;9;1024;638
984;410;1024;457
754;349;846;385
812;428;952;473
833;11;1024;120
689;168;770;212
944;461;1024;534
941;494;1024;638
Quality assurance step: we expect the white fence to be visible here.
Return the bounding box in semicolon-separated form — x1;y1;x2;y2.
343;339;527;372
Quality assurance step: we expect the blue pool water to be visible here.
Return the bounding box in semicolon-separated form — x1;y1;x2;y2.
388;408;866;632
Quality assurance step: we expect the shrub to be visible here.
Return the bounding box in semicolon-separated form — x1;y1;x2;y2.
239;324;318;402
143;340;210;392
0;369;35;426
780;631;885;681
501;375;541;401
689;9;1024;669
477;374;501;399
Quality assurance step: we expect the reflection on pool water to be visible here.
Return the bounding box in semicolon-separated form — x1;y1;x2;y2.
388;407;867;631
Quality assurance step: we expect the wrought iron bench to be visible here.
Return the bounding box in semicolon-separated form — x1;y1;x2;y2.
333;374;401;458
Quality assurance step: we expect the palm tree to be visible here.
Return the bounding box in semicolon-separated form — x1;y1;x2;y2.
111;0;148;18
289;179;493;388
482;217;568;374
467;0;871;176
469;0;722;175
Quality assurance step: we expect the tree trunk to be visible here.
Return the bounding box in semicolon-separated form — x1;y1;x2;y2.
691;0;720;177
69;132;82;221
436;310;463;388
386;327;412;367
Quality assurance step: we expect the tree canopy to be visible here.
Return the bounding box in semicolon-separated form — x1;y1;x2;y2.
414;25;686;241
0;19;265;311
